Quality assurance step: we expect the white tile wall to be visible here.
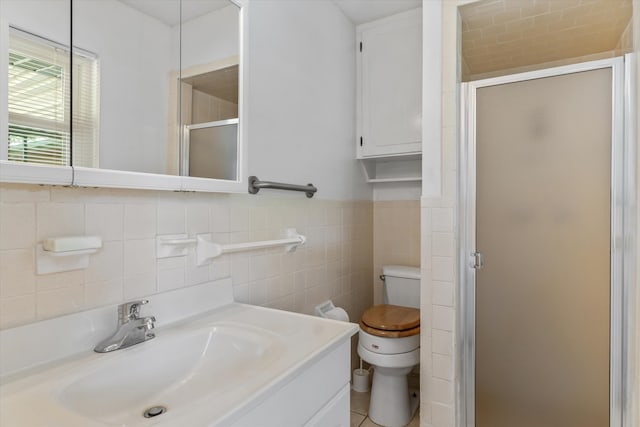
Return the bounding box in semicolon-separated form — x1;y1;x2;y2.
418;1;471;425
124;204;156;239
37;203;85;241
85;204;123;241
0;249;35;297
432;329;453;356
421;199;458;427
431;402;455;427
0;203;35;249
0;184;373;331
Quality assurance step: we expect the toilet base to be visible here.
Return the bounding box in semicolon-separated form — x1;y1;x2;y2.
368;366;419;427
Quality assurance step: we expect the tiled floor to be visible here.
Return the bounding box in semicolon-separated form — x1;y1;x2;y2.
350;389;420;427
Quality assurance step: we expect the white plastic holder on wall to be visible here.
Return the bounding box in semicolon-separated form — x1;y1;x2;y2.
156;234;197;259
36;236;103;275
196;228;306;266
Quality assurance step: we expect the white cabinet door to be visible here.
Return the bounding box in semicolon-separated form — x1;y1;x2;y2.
357;8;422;158
304;385;350;427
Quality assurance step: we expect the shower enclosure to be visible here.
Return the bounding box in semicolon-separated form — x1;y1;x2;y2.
460;58;628;427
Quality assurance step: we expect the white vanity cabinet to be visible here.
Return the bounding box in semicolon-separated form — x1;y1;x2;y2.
357;8;422;159
228;339;352;427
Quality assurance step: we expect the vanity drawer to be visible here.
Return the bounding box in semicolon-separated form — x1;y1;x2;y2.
227;339;351;427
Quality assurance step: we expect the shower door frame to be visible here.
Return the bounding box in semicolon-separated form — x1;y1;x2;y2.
458;57;631;427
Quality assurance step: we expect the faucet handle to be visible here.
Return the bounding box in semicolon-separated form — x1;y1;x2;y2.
140;316;156;331
118;300;149;322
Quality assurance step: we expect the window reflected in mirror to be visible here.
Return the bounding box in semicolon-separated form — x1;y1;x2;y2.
8;27;98;167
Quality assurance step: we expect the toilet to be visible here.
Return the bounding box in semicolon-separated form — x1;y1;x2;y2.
358;265;420;427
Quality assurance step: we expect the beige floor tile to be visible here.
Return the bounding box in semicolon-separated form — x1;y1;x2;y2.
359;414;420;427
360;417;383;427
350;412;366;427
350;389;371;416
407;410;421;426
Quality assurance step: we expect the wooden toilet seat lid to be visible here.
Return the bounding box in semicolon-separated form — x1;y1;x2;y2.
360;304;420;338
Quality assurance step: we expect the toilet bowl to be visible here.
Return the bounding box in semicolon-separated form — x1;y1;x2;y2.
358;266;421;427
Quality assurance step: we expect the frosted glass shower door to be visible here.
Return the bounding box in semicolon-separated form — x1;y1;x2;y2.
475;68;612;427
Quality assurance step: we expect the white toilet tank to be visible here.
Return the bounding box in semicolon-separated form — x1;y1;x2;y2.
382;265;421;309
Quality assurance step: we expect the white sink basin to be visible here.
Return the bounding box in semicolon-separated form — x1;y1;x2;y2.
0;302;357;426
58;323;284;425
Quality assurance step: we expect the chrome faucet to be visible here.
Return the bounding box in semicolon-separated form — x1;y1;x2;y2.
94;300;156;353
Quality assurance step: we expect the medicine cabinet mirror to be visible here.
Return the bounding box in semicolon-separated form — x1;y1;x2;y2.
0;0;247;192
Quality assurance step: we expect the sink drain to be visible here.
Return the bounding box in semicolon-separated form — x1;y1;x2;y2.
143;405;167;418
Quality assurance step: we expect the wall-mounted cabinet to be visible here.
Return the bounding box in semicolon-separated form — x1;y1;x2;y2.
356;8;422;162
0;0;248;194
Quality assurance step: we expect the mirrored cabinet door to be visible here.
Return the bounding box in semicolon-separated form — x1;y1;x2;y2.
178;0;240;182
72;0;181;175
1;0;71;170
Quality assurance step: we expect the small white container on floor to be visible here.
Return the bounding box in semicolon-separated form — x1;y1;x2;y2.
352;368;370;392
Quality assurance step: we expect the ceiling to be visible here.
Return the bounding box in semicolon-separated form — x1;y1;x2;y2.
119;0;232;26
460;0;633;79
332;0;422;25
118;0;421;28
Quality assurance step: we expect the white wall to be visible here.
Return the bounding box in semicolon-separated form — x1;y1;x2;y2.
179;4;239;69
421;0;443;199
246;0;371;201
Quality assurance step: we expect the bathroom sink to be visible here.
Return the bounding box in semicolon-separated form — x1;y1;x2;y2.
0;302;357;426
57;323;284;425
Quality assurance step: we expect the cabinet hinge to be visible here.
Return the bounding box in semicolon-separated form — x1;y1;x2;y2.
360;136;363;147
359;42;362;52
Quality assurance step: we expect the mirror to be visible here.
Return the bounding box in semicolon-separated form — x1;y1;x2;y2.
1;0;71;168
72;0;181;174
176;1;240;180
1;0;243;187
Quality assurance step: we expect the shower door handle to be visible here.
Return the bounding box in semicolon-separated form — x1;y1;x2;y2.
472;252;484;270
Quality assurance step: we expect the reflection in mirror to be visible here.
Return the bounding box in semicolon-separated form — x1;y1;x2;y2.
73;0;180;174
184;119;238;180
73;0;240;180
1;0;71;167
180;64;239;180
175;0;240;181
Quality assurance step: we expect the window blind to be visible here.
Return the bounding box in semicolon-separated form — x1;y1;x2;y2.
7;27;99;167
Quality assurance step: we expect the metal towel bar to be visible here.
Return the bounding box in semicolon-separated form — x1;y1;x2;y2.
248;176;317;198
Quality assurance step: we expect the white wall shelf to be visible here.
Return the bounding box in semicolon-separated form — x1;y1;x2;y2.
359;153;422;183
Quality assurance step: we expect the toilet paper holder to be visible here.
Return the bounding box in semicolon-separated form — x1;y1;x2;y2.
314;300;349;322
